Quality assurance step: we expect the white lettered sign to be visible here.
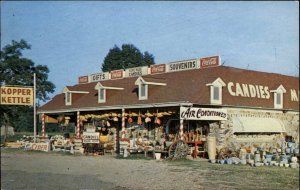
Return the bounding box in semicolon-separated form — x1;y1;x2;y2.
89;72;109;82
166;59;199;72
125;66;148;77
24;142;50;152
82;132;100;143
180;107;227;121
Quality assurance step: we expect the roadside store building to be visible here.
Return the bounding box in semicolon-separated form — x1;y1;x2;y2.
37;56;299;156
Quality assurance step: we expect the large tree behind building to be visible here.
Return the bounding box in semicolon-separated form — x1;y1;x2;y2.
101;44;155;72
0;39;55;132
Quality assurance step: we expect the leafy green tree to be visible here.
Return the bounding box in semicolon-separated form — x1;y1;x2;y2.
101;44;155;72
0;39;55;132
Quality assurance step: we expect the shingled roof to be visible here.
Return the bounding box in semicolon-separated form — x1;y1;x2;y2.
38;66;299;113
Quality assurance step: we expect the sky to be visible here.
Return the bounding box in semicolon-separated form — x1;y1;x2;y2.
1;1;299;103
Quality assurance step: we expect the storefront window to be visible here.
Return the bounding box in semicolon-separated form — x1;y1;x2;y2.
206;77;225;105
213;86;220;100
141;84;146;96
98;88;106;103
274;92;283;109
65;92;71;105
276;93;281;105
271;85;286;109
139;84;148;100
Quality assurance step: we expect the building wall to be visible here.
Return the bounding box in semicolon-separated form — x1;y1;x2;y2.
212;108;299;154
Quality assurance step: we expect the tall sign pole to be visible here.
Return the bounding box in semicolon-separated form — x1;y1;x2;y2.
33;73;37;143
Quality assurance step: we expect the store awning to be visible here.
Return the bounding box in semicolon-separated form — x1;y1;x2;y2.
233;117;286;133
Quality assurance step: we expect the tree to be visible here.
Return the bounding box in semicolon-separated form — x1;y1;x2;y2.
0;39;55;132
101;44;155;72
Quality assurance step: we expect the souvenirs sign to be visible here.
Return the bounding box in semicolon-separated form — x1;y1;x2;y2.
0;86;34;106
180;107;227;121
89;72;109;82
125;66;148;77
82;132;100;143
166;59;199;72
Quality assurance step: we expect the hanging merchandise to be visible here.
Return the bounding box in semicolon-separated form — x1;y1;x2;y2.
156;118;161;125
106;120;111;127
131;112;138;117
145;112;153;117
128;117;133;124
113;117;119;122
145;117;151;123
154;109;160;125
137;111;142;125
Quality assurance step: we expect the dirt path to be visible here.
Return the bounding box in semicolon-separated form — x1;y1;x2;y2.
1;150;299;190
1;152;205;190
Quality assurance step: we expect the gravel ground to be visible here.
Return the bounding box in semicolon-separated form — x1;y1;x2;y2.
1;151;206;190
1;149;299;190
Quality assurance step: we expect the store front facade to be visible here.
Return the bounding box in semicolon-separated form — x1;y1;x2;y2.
38;56;299;157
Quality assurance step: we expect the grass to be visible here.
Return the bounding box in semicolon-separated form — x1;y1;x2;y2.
165;158;299;190
115;152;154;160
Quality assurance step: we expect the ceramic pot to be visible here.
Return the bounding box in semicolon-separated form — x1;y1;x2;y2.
293;148;299;154
265;154;273;162
254;153;261;162
248;160;254;165
285;164;290;167
240;159;247;165
226;159;233;165
286;148;291;154
291;156;298;163
155;153;161;160
280;155;288;163
219;160;225;164
287;142;293;148
254;162;262;167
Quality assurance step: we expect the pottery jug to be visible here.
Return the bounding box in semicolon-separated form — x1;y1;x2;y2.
291;156;298;163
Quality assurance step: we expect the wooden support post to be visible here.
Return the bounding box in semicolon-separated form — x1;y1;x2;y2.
41;113;45;137
121;108;125;139
180;119;184;140
76;111;80;138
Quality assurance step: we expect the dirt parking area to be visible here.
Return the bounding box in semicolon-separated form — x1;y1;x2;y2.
1;148;299;190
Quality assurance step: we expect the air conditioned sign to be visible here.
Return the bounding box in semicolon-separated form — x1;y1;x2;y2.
82;132;100;143
180;107;227;121
0;86;33;106
89;72;109;82
166;59;200;72
125;66;148;77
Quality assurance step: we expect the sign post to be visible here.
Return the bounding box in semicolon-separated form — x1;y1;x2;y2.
33;73;37;143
